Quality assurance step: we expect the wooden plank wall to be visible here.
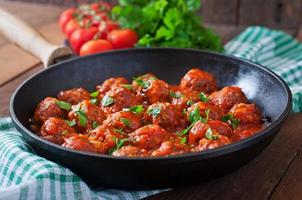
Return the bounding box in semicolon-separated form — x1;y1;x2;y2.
200;0;302;30
4;0;302;35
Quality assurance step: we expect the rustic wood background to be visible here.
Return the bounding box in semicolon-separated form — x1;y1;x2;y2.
4;0;302;35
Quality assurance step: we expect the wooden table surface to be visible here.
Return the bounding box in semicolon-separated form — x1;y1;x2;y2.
0;1;302;200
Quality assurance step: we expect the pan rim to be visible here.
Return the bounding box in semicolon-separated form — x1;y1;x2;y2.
9;47;292;161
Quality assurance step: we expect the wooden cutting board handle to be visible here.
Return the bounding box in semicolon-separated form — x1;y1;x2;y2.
0;7;72;68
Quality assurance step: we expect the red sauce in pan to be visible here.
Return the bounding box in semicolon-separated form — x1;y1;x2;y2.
31;68;265;157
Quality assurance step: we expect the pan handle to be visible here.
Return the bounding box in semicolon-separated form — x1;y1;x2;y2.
0;7;72;68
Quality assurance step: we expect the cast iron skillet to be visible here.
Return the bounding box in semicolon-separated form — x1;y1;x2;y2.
1;8;292;189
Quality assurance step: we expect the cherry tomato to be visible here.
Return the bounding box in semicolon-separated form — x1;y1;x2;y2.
90;2;112;12
99;21;120;34
107;29;138;49
59;8;77;32
80;39;113;56
64;19;80;39
70;27;98;54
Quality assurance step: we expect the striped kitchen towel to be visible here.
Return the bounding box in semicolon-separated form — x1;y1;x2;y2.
0;26;301;200
225;26;302;112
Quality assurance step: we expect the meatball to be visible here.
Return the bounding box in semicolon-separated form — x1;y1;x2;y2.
129;124;173;150
144;103;186;132
195;135;231;151
68;100;105;132
229;103;262;124
209;86;248;114
40;117;76;144
88;126;127;153
133;74;170;105
100;86;139;114
151;141;190;157
62;135;106;153
102;111;142;133
180;68;217;94
33;97;66;124
96;77;129;98
232;125;263;141
57;87;90;105
188;120;232;145
112;146;149;157
186;101;223;121
170;86;200;110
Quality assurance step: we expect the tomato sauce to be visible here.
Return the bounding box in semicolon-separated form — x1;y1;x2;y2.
31;68;265;157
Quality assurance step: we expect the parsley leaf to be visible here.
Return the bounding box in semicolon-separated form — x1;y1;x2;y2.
121;84;133;90
205;128;219;140
123;105;144;114
76;110;87;127
170;91;183;98
221;114;240;129
61;130;68;136
199;92;209;102
112;0;222;51
180;137;187;144
56;100;71;110
189;107;201;123
120;118;131;127
90;99;98;105
92;121;99;129
187;100;193;106
65;119;76;127
101;95;114;107
90;91;99;98
177;122;195;136
133;77;151;89
205;109;211;120
109;137;129;154
114;128;127;135
148;105;161;118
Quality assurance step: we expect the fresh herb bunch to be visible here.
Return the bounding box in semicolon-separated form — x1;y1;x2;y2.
111;0;223;51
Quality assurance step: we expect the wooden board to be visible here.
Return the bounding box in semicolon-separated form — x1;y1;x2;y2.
279;0;302;29
147;114;302;200
271;147;302;200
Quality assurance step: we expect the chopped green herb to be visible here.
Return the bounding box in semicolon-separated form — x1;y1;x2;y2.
65;119;76;127
76;110;87;127
205;128;218;140
114;128;126;135
109;137;129;154
101;95;114;107
90;99;98;105
180;137;187;144
189;106;207;123
121;84;133;89
221;114;240;129
123;105;144;114
170;91;182;98
177;122;195;136
189;107;201;123
148;105;162;118
182;108;187;115
187;100;193;106
120;118;131;127
61;130;68;136
205;109;211;120
133;77;151;89
90;91;99;98
199;92;209;102
56;100;71;110
92;121;99;129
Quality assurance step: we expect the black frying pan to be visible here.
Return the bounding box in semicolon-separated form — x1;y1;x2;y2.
1;8;292;189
